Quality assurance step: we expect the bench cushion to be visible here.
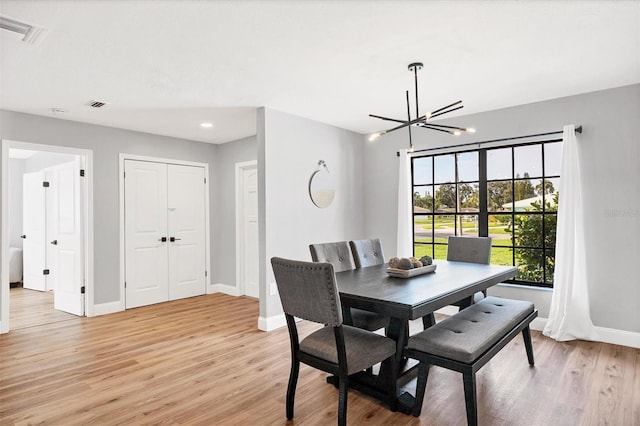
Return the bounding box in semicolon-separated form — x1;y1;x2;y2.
407;296;535;363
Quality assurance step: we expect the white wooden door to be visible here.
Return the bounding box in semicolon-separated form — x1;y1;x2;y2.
22;171;46;291
50;160;84;315
242;167;259;298
125;160;169;309
167;165;206;300
45;168;59;292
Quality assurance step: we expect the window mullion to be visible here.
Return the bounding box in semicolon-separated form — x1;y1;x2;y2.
478;150;488;237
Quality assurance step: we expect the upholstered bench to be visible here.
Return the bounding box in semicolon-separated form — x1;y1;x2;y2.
404;296;537;426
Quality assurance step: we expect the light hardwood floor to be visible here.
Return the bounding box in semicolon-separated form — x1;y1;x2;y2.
1;293;638;425
9;287;78;330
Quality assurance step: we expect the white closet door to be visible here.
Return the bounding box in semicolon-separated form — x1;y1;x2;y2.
167;164;206;300
125;160;169;309
51;160;84;315
22;171;46;291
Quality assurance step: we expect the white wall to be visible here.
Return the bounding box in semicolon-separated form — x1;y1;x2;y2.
363;84;640;335
258;108;365;328
8;158;24;249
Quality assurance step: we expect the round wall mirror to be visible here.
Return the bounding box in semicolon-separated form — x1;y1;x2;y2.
309;161;335;208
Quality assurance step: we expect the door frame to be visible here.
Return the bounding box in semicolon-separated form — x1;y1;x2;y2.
235;160;258;297
1;140;94;333
118;154;212;309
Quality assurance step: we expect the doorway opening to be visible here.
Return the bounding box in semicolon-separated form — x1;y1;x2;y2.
1;140;94;333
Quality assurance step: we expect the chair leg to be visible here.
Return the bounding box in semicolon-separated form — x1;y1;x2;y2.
337;374;349;426
522;326;535;365
286;359;300;420
462;370;478;426
412;361;430;417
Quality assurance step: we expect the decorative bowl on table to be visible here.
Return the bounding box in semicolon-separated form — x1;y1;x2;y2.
386;255;437;278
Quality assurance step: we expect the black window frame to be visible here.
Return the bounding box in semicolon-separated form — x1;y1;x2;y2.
411;138;562;288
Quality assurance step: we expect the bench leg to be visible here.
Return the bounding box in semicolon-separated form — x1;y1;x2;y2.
522;326;535;365
462;370;477;426
412;362;430;417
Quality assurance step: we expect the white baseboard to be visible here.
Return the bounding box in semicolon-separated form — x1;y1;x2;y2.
594;326;640;349
258;313;286;331
530;316;547;331
92;301;124;316
209;283;240;296
528;316;639;349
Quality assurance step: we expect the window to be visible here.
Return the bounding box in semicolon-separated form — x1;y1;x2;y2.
411;140;561;287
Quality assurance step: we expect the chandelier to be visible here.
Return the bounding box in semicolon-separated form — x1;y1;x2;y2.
369;62;475;151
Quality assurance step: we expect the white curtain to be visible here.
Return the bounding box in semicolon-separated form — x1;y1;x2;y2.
397;149;413;258
543;124;599;341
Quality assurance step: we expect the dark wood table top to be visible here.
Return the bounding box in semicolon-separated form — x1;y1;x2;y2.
335;261;517;320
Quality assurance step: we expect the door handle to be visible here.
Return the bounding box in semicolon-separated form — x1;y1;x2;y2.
21;234;26;239
50;240;58;245
170;237;182;242
158;237;167;242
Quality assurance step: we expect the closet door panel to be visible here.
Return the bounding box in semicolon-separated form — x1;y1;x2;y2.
125;160;169;308
167;164;206;300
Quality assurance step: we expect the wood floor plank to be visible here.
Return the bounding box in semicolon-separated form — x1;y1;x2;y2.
1;292;639;425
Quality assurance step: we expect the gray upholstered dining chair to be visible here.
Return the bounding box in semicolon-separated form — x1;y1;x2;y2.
270;257;397;426
310;241;389;332
349;238;385;269
447;236;492;308
417;236;493;331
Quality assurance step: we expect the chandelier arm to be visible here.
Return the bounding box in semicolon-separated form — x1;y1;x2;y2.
406;90;413;150
383;114;429;134
421;123;468;132
419;124;455;135
414;66;419;120
429;105;464;119
428;100;462;117
368;114;406;124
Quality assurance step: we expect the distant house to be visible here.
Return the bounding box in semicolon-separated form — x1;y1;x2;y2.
502;193;558;212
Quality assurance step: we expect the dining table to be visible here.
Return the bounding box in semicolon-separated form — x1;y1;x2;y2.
333;260;517;414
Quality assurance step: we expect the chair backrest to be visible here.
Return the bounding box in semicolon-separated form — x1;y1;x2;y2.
349;239;385;269
309;241;355;272
446;236;492;264
271;257;343;326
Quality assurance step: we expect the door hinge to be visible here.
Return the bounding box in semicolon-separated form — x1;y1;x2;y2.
205;270;208;277
81;286;85;294
124;281;126;288
43;269;50;275
204;177;207;184
80;169;85;177
43;181;50;187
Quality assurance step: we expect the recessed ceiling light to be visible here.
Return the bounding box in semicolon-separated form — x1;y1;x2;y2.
200;122;213;128
51;108;66;114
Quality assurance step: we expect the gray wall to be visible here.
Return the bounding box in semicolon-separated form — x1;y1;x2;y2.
1;110;219;305
211;135;257;287
363;84;640;333
259;107;365;323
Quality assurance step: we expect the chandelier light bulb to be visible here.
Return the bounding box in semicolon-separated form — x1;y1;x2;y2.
453;130;462;136
466;127;476;133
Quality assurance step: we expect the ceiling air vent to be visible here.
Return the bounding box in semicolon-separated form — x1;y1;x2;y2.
0;15;47;45
87;100;107;108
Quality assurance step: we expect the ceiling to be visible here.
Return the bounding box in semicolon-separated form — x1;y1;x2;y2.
1;1;639;145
